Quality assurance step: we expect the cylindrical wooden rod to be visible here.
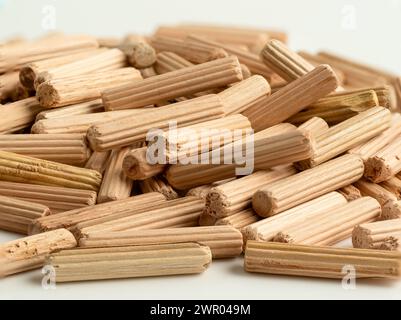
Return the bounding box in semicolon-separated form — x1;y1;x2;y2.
252;154;365;217
101;56;243;111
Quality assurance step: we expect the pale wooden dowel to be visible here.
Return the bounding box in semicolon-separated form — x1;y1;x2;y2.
218;76;271;115
186;179;235;201
381;176;401;199
353;219;401;250
0;134;91;166
32;109;144;134
36;99;104;120
185;35;275;80
33;48;127;89
166;124;312;190
261;39;314;82
97;147;134;204
36;67;143;108
139;176;179;200
289;89;381;125
380;234;401;252
0;195;50;234
101;56;243;111
29;193;167;234
48;243;211;282
365;132;401;183
154;24;274;52
156;114;252;163
338;185;362;201
205;168;296;218
349;113;401;161
140;66;157;79
0;97;44;134
85;151;111;174
119;40;156;68
354;179;401;220
298;117;329;138
214;209;260;230
151;36;228;64
75;197;203;236
87;94;225;151
79;226;243;259
0;151;102;192
0;35;99;73
297;107;391;169
243;192;347;242
122;147;166;181
273;197;381;246
243;65;339;132
252;155;364;217
245;241;401;279
0;181;97;214
154;52;194;74
19;49;101;91
0;229;77;278
0;72;21;102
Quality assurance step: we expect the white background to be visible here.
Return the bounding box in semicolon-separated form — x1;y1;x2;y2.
1;0;401;300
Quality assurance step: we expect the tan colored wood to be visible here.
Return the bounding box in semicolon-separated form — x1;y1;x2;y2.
119;40;156;69
75;197;203;236
0;72;21;102
218;76;271;115
353;219;401;250
48;243;212;282
245;241;401;279
102;56;242;111
243;65;339;132
79;226;243;259
139;176;179;200
140;66;157;79
166;124;311;190
298;117;329;138
0;134;91;166
0;229;77;277
0;195;50;234
154;52;194;74
97;147;134;204
205;168;296;218
29;193;167;234
85;151;111;174
273;197;381;246
0;97;43;134
297;107;391;169
88;94;225;151
253;154;365;217
36;99;104;120
122;147;166;180
338;185;362;201
0;181;97;214
381;176;401;199
36;67;142;108
243;192;347;242
380;234;401;252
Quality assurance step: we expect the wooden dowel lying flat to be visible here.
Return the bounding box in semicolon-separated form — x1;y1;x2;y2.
243;192;347;242
243;65;339;132
0;195;51;234
353;219;401;250
87;94;225;151
0;181;97;214
338;185;362;201
154;51;194;75
381;176;401;200
48;243;212;282
0;72;21;102
252;155;364;217
78;226;243;259
119;38;156;69
29;192;167;234
102;57;242;111
0;97;44;134
97;147;134;204
75;197;203;236
297;107;391;169
245;241;401;279
84;151;111;174
298;117;329;137
273;197;381;246
0;151;102;191
0;229;77;277
205;168;296;218
0;134;91;166
36;67;143;108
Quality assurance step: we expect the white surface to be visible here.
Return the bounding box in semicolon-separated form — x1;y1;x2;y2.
1;0;401;300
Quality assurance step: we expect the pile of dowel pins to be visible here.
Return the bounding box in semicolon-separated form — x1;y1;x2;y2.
1;24;401;283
